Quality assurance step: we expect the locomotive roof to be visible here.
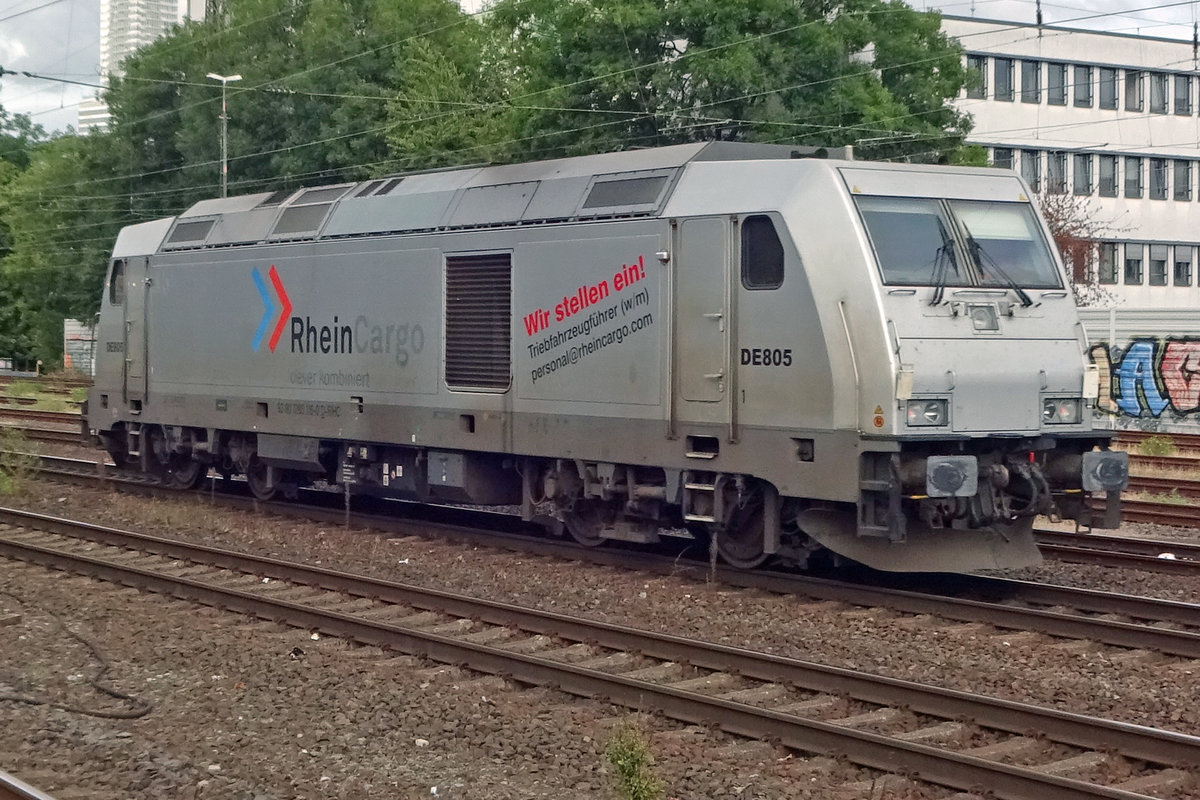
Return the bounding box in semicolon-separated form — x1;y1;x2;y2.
116;141;853;258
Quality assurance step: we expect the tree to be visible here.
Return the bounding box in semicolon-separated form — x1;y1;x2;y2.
484;0;973;162
0;134;126;364
1034;190;1122;307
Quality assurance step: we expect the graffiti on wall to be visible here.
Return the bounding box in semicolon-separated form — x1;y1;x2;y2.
1088;338;1200;418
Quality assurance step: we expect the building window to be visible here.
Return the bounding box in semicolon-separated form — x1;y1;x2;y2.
1125;70;1144;111
995;58;1014;101
1099;67;1118;109
1125;244;1144;284
992;147;1014;169
1150;158;1169;199
1098;243;1118;284
1150;73;1169;113
1150;244;1169;285
1174;160;1192;201
966;54;987;99
1021;150;1041;192
1021;60;1041;103
1099;155;1118;197
1047;63;1066;105
1176;74;1192;115
1073;65;1093;107
1125;156;1143;198
1073;154;1093;195
1175;246;1193;286
1047;152;1067;194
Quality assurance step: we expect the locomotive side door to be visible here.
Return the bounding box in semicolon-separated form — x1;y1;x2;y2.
673;217;730;424
123;255;148;405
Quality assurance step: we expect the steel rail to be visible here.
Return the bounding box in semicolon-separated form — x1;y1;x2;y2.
0;425;82;445
28;455;1200;659
1036;542;1200;575
0;409;80;426
0;771;58;800
1116;498;1200;527
1036;528;1200;561
1126;475;1200;500
2;506;1198;766
0;520;1191;800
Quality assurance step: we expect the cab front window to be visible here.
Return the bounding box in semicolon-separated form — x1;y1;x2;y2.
950;200;1062;289
855;195;1061;290
855;197;961;286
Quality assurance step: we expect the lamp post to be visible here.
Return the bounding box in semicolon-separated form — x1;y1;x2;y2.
206;72;242;197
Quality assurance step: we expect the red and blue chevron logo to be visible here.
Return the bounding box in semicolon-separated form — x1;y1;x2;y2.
251;265;292;352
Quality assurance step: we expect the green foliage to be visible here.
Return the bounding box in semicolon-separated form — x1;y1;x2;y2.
486;0;971;162
949;144;988;166
0;427;39;496
1138;435;1177;456
605;722;663;800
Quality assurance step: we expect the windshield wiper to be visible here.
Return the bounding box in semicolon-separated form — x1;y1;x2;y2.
963;228;1034;307
929;239;957;306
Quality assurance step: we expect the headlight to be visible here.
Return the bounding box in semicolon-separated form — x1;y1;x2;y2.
906;399;948;427
1042;398;1082;424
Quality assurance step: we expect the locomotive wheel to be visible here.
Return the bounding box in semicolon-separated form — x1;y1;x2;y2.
717;496;769;569
563;499;608;547
167;457;206;490
245;456;277;501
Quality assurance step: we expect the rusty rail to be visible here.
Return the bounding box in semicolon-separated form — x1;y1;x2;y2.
0;770;58;800
0;509;1195;799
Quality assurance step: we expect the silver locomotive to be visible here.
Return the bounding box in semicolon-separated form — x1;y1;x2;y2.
86;142;1129;572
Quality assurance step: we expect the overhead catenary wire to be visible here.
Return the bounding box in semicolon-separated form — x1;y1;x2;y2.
7;0;1200;209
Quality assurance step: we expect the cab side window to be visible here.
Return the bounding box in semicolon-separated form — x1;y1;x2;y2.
741;215;784;289
108;260;125;305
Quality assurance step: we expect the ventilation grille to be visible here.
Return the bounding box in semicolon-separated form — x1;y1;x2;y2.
445;253;512;391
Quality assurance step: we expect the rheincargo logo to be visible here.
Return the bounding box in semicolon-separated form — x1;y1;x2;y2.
251;265;292;352
251;265;424;365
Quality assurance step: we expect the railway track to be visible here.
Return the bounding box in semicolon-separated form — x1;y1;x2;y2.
0;771;58;800
0;506;1196;799
28;453;1200;660
0;409;80;426
1035;529;1200;574
1116;430;1200;459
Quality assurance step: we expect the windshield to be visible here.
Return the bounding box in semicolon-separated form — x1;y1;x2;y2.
855;195;1062;290
949;200;1061;289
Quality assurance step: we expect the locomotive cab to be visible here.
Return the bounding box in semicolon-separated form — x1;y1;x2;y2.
787;164;1128;571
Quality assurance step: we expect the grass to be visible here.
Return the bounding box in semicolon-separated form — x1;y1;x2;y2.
606;720;663;800
1133;489;1192;506
1138;435;1178;456
0;428;40;496
3;381;40;398
0;380;84;412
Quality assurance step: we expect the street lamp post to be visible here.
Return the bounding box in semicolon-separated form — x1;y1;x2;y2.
206;72;242;198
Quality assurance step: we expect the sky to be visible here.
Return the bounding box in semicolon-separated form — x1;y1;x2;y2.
3;0;1200;134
